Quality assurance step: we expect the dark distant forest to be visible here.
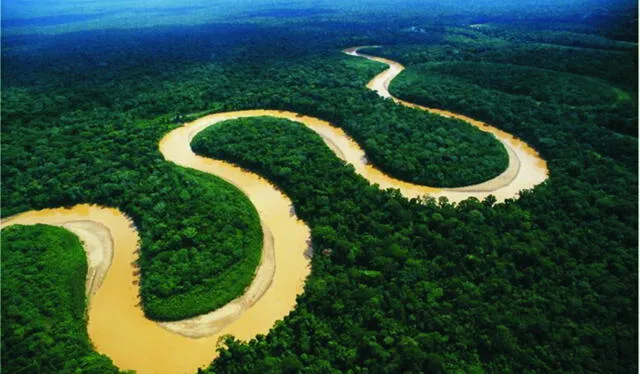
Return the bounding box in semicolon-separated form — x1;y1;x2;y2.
1;0;637;373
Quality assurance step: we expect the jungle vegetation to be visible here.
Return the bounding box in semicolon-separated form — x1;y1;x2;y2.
193;95;636;373
1;224;126;373
1;131;264;321
1;0;637;372
2;15;512;324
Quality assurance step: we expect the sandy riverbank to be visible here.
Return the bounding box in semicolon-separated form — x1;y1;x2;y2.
344;46;549;202
1;46;550;374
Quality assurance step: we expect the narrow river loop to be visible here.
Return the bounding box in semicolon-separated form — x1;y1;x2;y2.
1;47;548;374
344;46;548;202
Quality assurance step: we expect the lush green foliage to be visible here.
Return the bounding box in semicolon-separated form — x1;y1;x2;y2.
361;26;638;137
2;19;512;323
1;114;263;320
2;30;508;188
365;38;638;90
401;62;622;106
1;224;124;373
390;62;638;138
194;101;636;373
235;54;509;187
1;3;637;373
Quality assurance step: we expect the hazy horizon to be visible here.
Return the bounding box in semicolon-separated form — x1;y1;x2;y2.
2;0;637;38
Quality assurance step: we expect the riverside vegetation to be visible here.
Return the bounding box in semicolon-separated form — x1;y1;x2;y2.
1;225;125;373
2;18;510;324
1;1;637;373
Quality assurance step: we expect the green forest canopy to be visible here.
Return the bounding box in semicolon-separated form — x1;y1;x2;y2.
1;224;126;374
1;2;637;373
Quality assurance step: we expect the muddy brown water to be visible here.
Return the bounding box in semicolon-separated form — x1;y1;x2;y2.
2;48;548;374
344;46;548;202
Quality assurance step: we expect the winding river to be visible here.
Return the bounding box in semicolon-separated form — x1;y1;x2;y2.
344;46;548;202
2;47;548;373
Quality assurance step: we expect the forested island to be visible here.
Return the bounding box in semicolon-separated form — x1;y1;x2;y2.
1;0;637;373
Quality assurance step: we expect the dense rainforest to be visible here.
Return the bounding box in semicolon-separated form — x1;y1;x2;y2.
1;13;514;324
2;127;264;321
193;106;636;373
1;0;637;372
1;224;125;373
